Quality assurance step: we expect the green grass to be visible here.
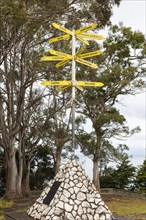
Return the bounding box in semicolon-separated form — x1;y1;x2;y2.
105;196;146;219
0;198;13;208
0;198;13;220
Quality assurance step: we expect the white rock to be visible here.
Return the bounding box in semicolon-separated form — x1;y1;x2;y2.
42;206;51;215
87;194;94;203
87;207;94;215
74;204;78;210
72;210;76;217
48;206;55;215
77;206;83;215
69;188;74;194
99;214;106;220
64;182;70;189
95;197;101;205
76;182;83;188
97;206;106;214
64;203;73;212
65;212;74;220
57;201;64;209
72;194;76;199
34;212;41;219
72;167;78;172
55;207;63;215
70;180;75;187
74;186;80;194
106;213;112;220
77;192;86;201
94;213;100;220
81;185;87;192
83;179;88;186
82;201;90;208
69;199;74;205
91;203;97;209
60;194;68;203
63;189;71;198
74;199;81;205
74;174;78;179
82;214;88;220
87;214;93;219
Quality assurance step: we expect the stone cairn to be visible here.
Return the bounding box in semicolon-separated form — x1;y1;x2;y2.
28;160;114;220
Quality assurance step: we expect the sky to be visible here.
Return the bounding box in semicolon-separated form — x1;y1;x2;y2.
78;0;146;179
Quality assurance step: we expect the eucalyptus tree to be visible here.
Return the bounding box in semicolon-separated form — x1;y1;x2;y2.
0;0;121;198
76;24;146;190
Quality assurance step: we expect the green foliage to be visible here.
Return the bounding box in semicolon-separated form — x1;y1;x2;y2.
100;156;136;189
30;145;54;190
135;160;146;192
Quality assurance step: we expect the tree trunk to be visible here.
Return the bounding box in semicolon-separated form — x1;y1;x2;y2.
54;146;62;175
5;149;18;199
22;161;31;196
92;155;100;192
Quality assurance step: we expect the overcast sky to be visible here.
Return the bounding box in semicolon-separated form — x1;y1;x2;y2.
79;0;146;178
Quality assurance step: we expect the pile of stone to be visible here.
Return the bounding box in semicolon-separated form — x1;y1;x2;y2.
28;160;114;220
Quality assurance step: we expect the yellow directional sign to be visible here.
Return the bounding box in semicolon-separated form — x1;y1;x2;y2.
52;22;72;35
77;81;104;87
49;34;70;43
76;36;89;45
74;46;86;58
76;85;84;91
49;50;72;59
57;85;71;92
55;59;70;68
75;24;97;34
41;56;66;61
77;50;101;59
76;58;98;69
41;81;71;86
77;33;104;40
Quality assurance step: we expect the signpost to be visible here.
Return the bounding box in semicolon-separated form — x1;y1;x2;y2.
41;22;104;156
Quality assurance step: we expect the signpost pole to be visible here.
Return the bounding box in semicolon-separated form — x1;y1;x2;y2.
71;30;76;156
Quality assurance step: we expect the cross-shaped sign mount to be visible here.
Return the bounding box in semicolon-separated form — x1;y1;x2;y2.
41;22;104;156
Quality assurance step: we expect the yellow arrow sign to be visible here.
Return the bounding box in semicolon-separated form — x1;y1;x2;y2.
76;85;84;91
41;81;71;86
76;58;98;69
57;85;71;92
55;59;70;68
75;24;97;34
76;36;89;45
74;46;86;58
52;22;72;35
49;50;72;59
77;33;104;40
77;81;104;87
49;34;70;43
77;50;101;59
41;56;67;61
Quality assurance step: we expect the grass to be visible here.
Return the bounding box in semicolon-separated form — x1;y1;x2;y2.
0;195;146;220
0;198;13;220
105;196;146;219
0;198;13;209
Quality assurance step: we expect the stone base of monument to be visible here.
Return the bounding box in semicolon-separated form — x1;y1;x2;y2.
28;160;114;220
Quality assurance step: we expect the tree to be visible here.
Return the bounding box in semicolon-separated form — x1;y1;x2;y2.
100;153;136;189
76;24;146;190
0;0;122;199
135;160;146;192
